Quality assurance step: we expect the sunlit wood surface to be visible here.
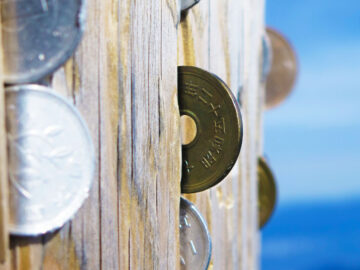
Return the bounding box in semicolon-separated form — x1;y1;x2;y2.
0;0;264;269
178;0;264;269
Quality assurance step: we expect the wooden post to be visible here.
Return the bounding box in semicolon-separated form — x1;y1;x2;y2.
178;0;264;269
6;0;181;269
1;0;264;269
0;12;9;266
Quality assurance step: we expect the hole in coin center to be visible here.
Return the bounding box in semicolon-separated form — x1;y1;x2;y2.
181;115;197;145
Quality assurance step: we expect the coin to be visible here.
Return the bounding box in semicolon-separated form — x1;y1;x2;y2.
258;157;277;229
6;84;94;236
265;27;298;109
180;197;211;270
181;0;201;11
2;0;86;84
178;66;243;193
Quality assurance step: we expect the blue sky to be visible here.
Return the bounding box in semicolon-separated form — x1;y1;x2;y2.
265;0;360;203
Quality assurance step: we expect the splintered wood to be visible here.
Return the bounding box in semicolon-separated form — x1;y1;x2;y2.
0;0;264;269
0;13;8;265
3;0;180;269
178;0;264;269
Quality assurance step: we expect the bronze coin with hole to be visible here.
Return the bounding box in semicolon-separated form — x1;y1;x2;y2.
258;157;277;229
178;66;243;193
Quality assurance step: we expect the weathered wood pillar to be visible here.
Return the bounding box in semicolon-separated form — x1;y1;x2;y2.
0;0;264;269
1;1;181;269
178;0;264;269
0;14;8;267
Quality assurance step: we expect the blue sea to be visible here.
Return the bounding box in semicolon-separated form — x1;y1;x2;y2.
261;199;360;270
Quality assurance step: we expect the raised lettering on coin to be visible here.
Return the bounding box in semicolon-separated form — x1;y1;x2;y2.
179;66;243;193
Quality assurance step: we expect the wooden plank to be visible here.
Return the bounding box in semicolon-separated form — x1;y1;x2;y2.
208;1;243;269
0;11;9;266
9;0;103;268
1;0;265;268
6;0;181;269
116;1;180;269
178;0;212;205
241;1;265;269
178;0;264;269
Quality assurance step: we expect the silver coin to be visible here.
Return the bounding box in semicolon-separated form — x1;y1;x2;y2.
2;0;86;84
180;198;211;270
181;0;201;11
6;84;94;236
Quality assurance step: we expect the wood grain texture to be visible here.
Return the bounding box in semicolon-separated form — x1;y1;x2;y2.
0;13;9;266
1;0;265;269
178;0;264;269
5;0;181;269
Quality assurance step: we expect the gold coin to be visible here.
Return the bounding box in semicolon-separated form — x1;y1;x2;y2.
258;157;277;229
178;66;243;193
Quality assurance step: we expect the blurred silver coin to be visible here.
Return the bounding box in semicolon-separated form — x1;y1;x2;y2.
181;0;201;11
6;84;94;236
180;198;211;270
1;0;86;84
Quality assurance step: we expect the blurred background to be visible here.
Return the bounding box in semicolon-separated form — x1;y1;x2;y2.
262;0;360;269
